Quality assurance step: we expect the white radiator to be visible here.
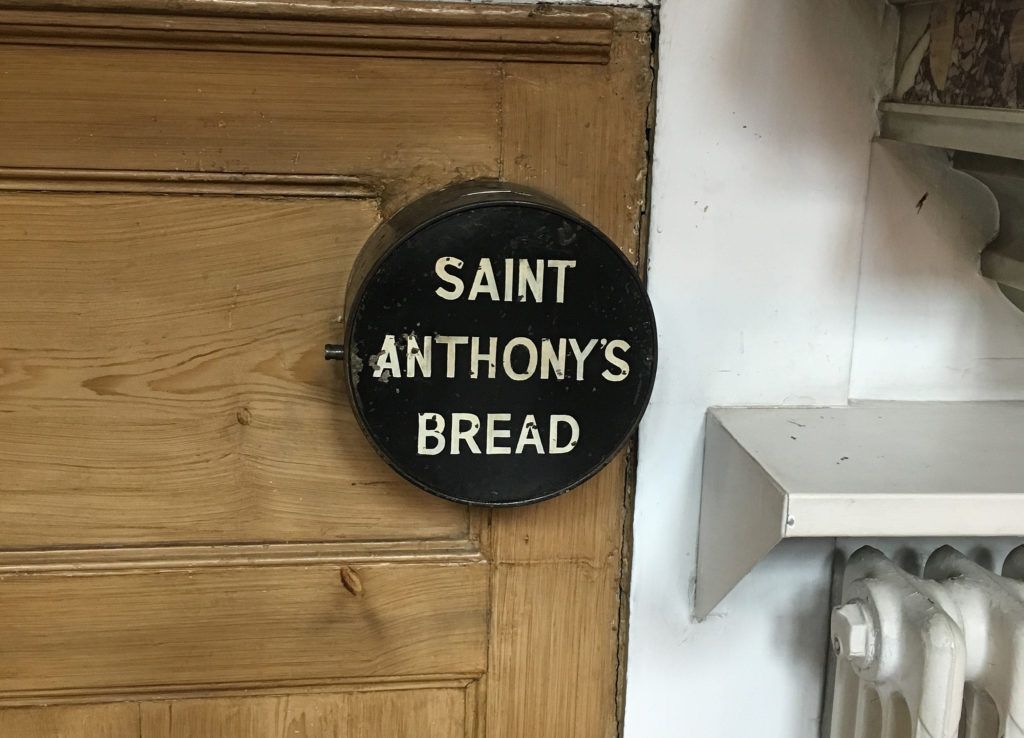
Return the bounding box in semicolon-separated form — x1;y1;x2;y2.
829;545;1024;738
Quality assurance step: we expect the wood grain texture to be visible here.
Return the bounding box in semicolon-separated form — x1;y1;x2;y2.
0;561;487;698
0;46;500;180
0;703;141;737
0;0;617;24
0;688;470;737
0;193;467;547
140;689;467;738
501;30;652;261
0;4;654;735
0;4;612;64
488;562;620;738
485;26;653;738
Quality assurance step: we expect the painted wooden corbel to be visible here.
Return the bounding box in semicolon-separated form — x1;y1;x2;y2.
954;152;1024;312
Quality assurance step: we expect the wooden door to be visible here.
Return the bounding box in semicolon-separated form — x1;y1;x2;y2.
0;2;652;736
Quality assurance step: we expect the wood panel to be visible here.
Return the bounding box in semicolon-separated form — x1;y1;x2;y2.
0;1;614;64
142;689;468;738
484;26;653;738
0;703;141;738
488;563;618;738
0;193;467;547
0;46;500;183
0;560;487;698
501;32;651;261
0;688;469;737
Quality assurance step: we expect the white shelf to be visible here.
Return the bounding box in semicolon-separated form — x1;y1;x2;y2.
879;102;1024;161
695;402;1024;618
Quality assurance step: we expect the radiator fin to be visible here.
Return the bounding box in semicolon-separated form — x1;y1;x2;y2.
829;545;1024;738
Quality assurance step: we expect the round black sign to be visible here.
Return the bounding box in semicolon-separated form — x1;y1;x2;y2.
334;181;656;506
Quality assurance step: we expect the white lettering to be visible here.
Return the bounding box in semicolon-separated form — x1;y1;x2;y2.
421;413;580;455
417;413;445;455
373;334;402;379
549;414;579;454
548;260;576;303
515;414;546;454
486;413;512;455
503;258;515;302
539;338;567;380
468;258;500;301
433;259;578;303
435;335;469;378
601;339;630;382
434;257;464;300
406;335;432;378
451;412;482;454
568;338;599;381
503;336;538;381
470;336;498;380
517;259;543;303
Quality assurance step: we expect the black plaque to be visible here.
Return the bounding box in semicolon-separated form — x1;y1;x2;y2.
332;180;656;506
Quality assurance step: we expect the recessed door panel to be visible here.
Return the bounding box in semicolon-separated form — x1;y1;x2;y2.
0;193;467;547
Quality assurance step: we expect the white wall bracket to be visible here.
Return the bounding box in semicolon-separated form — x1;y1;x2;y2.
695;402;1024;618
880;102;1024;310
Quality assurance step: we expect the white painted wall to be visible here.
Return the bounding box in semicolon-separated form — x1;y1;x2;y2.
462;0;1024;731
626;0;898;736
